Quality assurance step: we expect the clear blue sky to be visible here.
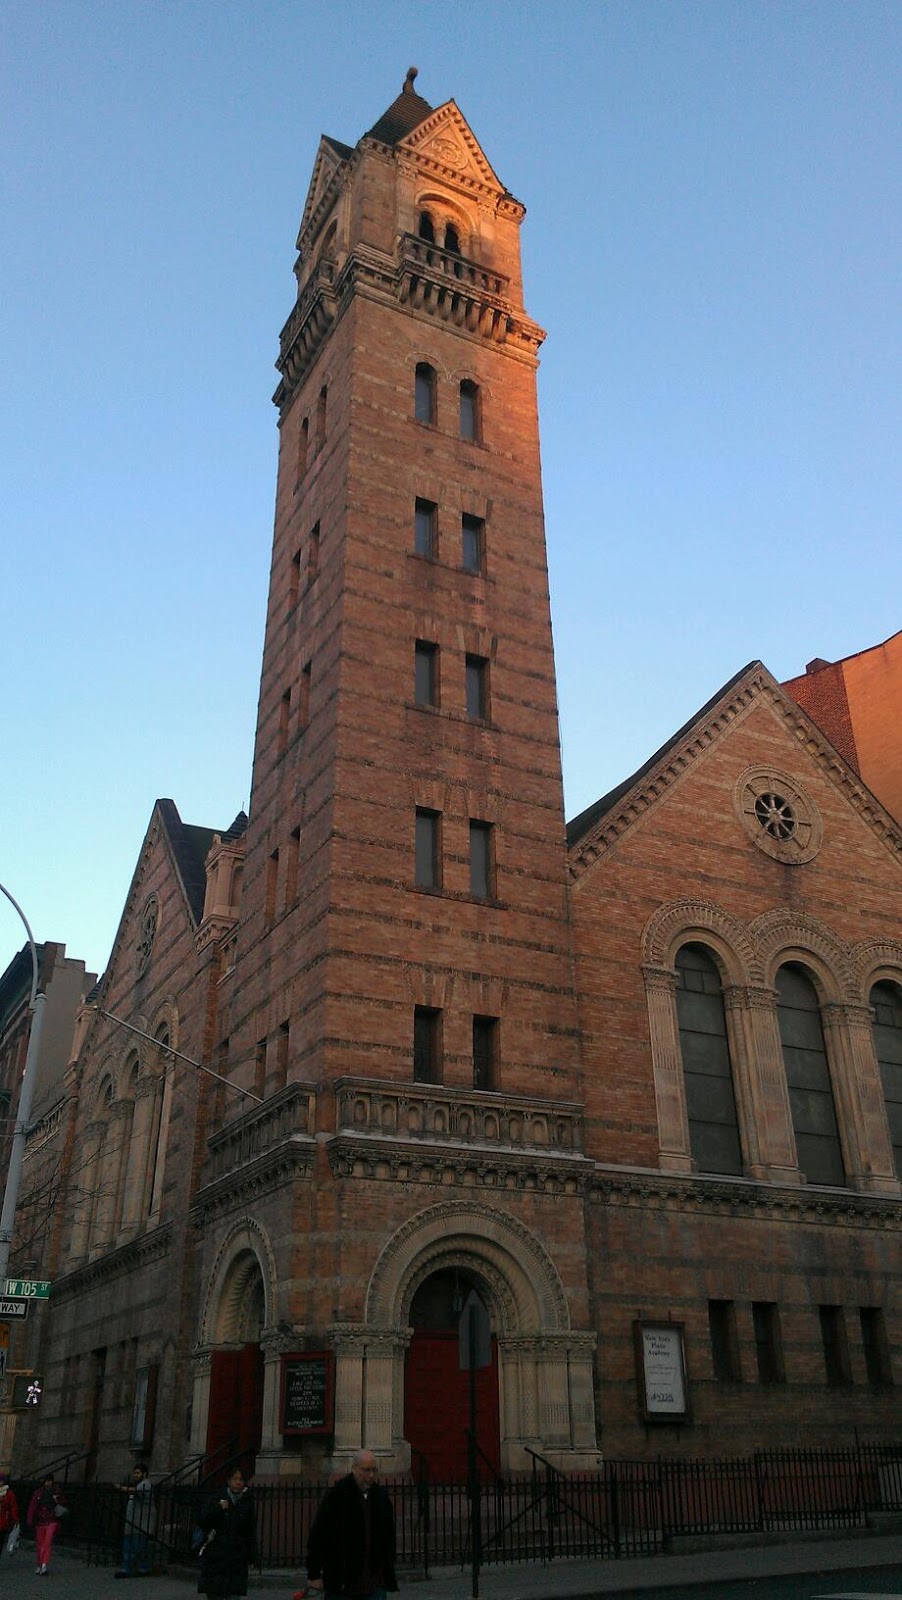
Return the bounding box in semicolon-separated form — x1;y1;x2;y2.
3;1;900;981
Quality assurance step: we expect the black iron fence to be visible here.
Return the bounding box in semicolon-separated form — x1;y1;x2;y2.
12;1441;902;1573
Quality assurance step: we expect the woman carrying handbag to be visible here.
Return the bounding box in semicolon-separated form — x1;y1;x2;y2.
26;1477;66;1574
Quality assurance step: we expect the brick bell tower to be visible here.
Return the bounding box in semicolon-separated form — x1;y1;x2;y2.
216;70;597;1475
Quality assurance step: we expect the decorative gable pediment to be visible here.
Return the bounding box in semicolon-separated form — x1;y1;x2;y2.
567;663;902;883
399;102;516;208
298;137;349;248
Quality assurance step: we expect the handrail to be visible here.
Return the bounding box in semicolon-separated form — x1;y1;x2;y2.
465;1430;504;1485
196;1439;243;1490
151;1451;207;1490
30;1447;92;1483
524;1445;563;1478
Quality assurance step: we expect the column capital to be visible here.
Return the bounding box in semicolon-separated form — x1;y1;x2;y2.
641;964;677;994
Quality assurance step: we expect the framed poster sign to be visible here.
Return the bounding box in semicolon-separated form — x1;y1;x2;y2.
634;1321;690;1423
280;1351;334;1436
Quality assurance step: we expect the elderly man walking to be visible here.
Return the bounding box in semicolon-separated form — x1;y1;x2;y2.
305;1450;397;1600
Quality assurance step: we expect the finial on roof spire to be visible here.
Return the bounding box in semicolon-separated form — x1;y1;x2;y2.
404;66;418;93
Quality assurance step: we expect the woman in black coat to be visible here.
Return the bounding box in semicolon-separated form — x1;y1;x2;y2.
197;1469;259;1600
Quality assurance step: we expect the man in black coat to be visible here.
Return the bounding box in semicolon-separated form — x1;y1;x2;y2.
306;1450;397;1599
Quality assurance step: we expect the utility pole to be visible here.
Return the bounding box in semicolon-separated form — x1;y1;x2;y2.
0;883;46;1289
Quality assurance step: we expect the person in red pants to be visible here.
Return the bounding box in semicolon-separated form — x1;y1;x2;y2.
0;1470;21;1549
26;1477;66;1574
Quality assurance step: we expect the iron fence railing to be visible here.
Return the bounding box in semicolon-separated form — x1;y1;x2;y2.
8;1441;902;1572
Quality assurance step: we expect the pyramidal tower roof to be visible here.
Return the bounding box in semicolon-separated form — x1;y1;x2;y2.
365;66;434;145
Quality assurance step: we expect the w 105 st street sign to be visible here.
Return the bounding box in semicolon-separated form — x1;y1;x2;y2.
4;1279;50;1300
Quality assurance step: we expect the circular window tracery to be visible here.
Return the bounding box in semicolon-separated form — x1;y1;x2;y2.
754;791;796;841
734;769;822;864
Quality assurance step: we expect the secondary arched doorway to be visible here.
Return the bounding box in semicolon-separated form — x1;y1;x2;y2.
404;1268;500;1481
205;1249;265;1476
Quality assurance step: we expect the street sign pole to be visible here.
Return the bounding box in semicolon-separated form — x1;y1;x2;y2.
0;884;46;1291
458;1290;491;1600
468;1302;481;1600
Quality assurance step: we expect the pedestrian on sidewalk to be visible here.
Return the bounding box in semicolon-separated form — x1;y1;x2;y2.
26;1476;66;1574
115;1462;155;1577
196;1467;258;1600
305;1450;397;1600
0;1470;21;1554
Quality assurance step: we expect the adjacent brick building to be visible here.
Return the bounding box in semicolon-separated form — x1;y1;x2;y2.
8;73;901;1482
784;629;902;825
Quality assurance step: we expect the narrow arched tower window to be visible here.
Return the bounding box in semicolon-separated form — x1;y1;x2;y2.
776;963;846;1186
444;222;460;254
418;211;435;243
870;979;902;1178
459;380;479;441
415;362;436;425
675;943;742;1175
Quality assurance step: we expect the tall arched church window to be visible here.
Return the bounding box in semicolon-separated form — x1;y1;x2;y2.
870;979;902;1178
776;964;846;1186
459;380;480;442
418;212;435;243
675;944;742;1175
415;363;436;425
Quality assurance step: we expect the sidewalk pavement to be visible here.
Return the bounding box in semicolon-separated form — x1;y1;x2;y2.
13;1531;902;1600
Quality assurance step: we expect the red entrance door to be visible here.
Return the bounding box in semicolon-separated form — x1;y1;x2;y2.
404;1329;500;1482
206;1343;264;1476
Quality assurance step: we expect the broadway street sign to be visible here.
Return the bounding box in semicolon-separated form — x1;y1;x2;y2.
0;1299;29;1319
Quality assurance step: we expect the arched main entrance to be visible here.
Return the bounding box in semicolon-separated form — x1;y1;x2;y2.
341;1201;598;1475
404;1269;500;1481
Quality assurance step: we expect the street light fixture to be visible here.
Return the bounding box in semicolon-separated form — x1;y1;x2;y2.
0;883;47;1289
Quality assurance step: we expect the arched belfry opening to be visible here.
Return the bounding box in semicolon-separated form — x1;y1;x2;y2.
405;1268;500;1481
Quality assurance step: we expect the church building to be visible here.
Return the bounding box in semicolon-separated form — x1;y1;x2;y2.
9;72;901;1482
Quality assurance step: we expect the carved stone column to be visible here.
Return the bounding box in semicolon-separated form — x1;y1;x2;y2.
743;984;802;1184
93;1102;132;1249
497;1335;540;1462
565;1333;598;1452
642;966;692;1173
328;1325;365;1463
327;1326;412;1472
118;1078;157;1240
255;1325;301;1472
361;1330;404;1459
722;986;766;1177
823;1002;900;1195
188;1346;214;1458
533;1332;599;1466
67;1120;104;1262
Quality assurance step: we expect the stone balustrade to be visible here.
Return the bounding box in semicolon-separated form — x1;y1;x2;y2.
398;233;509;298
334;1077;583;1153
202;1082;316;1187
